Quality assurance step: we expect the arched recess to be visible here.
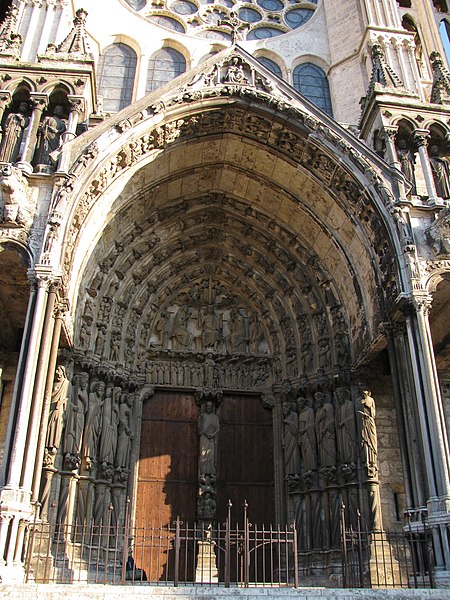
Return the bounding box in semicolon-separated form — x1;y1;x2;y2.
41;54;408;566
0;242;31;472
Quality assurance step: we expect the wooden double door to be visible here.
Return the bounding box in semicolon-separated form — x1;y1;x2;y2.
135;389;274;581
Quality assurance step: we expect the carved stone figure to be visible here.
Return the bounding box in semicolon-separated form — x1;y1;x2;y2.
200;306;221;351
282;402;300;480
397;139;416;195
0;102;29;163
0;165;33;227
34;105;67;167
63;371;88;460
335;387;357;472
429;145;450;198
115;392;133;469
249;314;265;353
297;396;317;474
99;385;120;469
45;365;71;458
229;308;248;352
83;379;105;467
171;306;193;350
223;57;248;84
358;390;378;478
314;392;336;469
198;401;220;476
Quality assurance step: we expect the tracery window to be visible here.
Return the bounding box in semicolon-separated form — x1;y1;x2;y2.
97;43;137;113
293;63;333;116
146;47;187;93
257;56;283;78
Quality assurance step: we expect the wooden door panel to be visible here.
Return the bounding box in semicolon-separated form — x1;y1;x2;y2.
136;390;198;581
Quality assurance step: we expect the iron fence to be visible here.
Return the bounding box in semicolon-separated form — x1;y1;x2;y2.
25;502;298;587
341;511;434;589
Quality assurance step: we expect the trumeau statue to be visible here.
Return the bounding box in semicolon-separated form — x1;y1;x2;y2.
0;102;30;163
198;401;220;476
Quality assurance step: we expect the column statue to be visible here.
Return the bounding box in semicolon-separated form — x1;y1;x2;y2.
282;402;300;481
0;102;30;163
335;387;357;474
297;396;317;475
83;379;105;468
63;371;89;463
45;365;71;460
314;391;337;470
358;390;378;478
115;391;133;470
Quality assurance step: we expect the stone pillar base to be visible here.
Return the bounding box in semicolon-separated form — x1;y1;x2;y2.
195;540;218;583
0;564;26;584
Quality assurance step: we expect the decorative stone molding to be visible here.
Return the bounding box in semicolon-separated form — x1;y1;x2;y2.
0;163;34;232
425;208;450;257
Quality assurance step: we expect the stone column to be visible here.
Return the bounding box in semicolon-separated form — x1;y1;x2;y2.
381;125;407;200
17;93;47;174
402;296;450;577
5;270;53;489
408;297;450;505
385;321;427;510
21;282;60;495
413;129;438;201
0;91;12;140
31;298;66;508
62;96;85;144
0;268;54;581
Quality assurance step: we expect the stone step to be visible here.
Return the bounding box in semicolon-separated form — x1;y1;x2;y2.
2;586;450;600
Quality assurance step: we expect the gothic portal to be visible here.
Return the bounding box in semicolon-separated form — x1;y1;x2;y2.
1;0;450;588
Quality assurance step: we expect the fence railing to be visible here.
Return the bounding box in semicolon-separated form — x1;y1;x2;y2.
341;511;434;589
25;502;298;587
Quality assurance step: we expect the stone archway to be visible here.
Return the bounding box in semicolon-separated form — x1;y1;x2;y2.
35;48;412;580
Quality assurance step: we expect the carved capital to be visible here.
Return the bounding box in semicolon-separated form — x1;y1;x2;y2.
0;90;12;109
29;93;48;112
380;125;398;143
196;388;223;407
413;129;430;148
67;95;85;115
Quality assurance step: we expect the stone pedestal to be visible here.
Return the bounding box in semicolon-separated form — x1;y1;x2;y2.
195;540;218;583
368;532;403;588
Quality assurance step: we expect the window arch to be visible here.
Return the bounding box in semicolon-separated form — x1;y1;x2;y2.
257;56;282;78
146;47;186;94
97;43;137;113
293;63;332;116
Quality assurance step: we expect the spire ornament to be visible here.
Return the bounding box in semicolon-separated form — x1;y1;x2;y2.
40;8;93;62
430;51;450;105
218;10;249;44
0;4;23;60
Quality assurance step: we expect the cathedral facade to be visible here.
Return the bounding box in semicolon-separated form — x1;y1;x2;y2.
0;0;450;587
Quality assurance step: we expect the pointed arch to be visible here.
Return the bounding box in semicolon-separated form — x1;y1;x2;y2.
97;43;137;113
